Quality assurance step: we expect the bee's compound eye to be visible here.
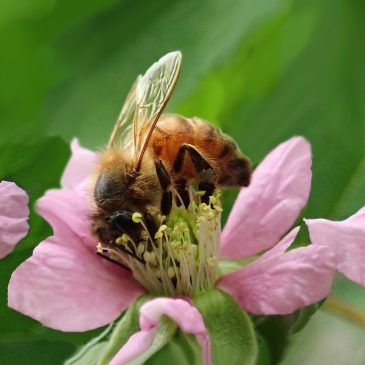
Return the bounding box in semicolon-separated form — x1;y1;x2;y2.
94;173;108;203
94;172;123;209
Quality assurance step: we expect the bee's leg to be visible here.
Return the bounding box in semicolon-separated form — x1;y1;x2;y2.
198;182;215;204
173;143;210;172
174;178;190;208
106;211;149;264
106;210;140;242
155;160;173;215
174;144;216;204
172;147;190;206
143;212;158;239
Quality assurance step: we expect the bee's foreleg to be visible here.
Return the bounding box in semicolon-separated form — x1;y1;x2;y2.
155;160;173;215
106;210;140;242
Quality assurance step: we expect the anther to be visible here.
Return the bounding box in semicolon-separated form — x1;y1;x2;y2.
132;212;142;223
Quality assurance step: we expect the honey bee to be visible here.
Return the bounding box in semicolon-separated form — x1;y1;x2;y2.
91;51;251;247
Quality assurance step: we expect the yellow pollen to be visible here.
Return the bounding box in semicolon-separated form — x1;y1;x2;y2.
214;205;223;213
137;243;145;256
132;212;142;223
143;251;157;265
154;231;163;239
154;269;161;278
207;256;218;266
207;211;215;220
197;216;206;223
116;234;129;245
167;266;175;278
157;214;166;223
159;225;168;232
209;196;217;205
189;244;198;258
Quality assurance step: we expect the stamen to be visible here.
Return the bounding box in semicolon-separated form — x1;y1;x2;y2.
97;187;222;296
132;212;142;223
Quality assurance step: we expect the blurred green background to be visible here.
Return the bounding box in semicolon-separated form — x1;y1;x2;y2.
1;0;365;364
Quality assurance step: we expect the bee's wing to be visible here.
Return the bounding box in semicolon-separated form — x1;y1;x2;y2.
107;79;138;154
133;51;182;169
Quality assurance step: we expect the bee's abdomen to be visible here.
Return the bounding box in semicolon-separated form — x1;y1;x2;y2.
150;115;251;187
202;122;251;187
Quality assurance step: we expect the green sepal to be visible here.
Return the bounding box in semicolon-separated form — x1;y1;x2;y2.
218;258;256;277
127;316;177;365
256;335;271;365
289;302;322;335
97;294;153;365
254;301;324;364
194;289;258;365
146;331;202;365
65;342;109;365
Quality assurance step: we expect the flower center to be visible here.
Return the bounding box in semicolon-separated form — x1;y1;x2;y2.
97;188;222;296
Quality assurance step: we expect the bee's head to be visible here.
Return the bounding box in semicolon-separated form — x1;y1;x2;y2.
92;149;133;211
93;148;159;213
93;167;140;213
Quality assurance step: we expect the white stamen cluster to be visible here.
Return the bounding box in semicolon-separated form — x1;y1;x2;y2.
98;189;222;296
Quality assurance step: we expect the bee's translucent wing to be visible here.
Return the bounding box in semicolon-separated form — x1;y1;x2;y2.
107;79;138;155
134;51;182;169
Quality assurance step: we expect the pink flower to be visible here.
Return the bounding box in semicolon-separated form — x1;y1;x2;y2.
218;137;336;314
306;207;365;287
8;137;336;364
0;181;29;258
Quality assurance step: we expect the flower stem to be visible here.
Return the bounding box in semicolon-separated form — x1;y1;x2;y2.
324;296;365;328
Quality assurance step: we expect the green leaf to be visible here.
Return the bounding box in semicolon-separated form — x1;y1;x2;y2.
45;0;291;148
194;289;258;365
0;339;73;365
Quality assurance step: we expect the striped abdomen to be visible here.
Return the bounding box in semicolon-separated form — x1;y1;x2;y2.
148;114;251;187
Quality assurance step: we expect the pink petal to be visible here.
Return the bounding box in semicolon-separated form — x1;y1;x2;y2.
259;226;300;260
221;137;312;259
306;207;365;286
110;298;211;365
61;139;97;189
0;181;29;258
218;230;335;315
8;234;144;331
36;188;94;247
